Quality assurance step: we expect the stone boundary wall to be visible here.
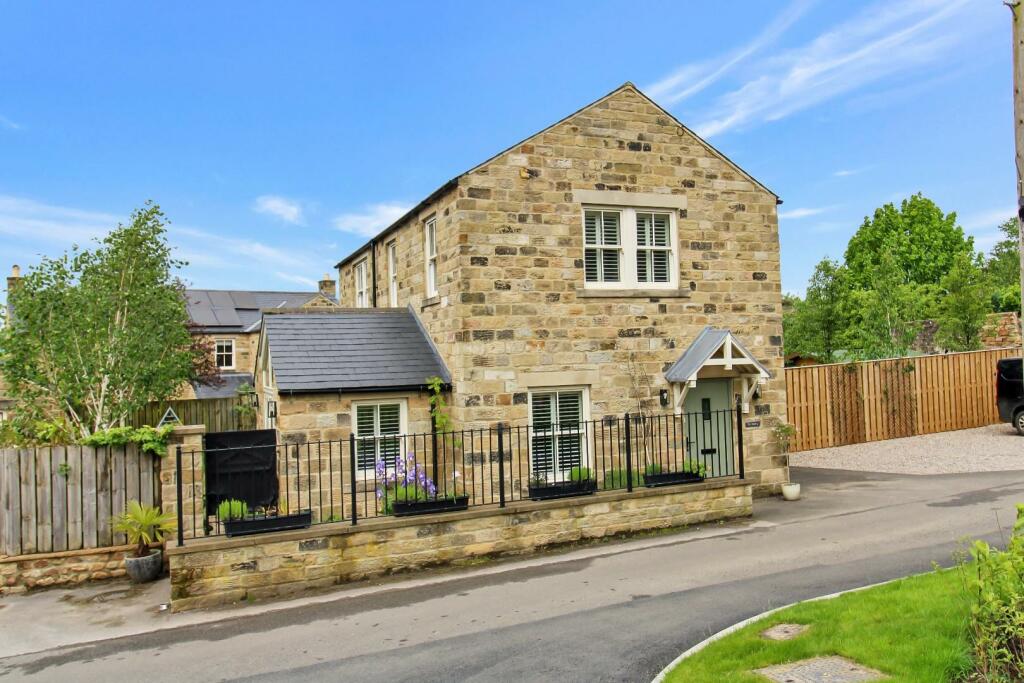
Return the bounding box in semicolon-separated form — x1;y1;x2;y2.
168;478;752;611
0;543;148;595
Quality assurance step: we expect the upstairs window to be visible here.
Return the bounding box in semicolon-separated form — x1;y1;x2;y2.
215;339;234;369
636;212;672;283
425;217;438;297
354;259;368;308
582;207;677;289
387;240;398;307
584;209;621;283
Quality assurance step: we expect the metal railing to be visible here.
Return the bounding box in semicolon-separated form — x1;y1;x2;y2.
174;404;745;544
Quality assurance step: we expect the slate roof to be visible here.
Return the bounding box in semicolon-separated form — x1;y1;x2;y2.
193;372;252;400
664;327;772;383
262;308;451;394
185;289;325;333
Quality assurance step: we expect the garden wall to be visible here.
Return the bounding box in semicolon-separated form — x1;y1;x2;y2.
0;543;140;595
167;478;752;611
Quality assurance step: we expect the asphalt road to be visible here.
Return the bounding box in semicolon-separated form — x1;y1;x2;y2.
3;466;1024;682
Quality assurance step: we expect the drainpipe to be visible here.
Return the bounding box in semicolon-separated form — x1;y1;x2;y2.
370;239;378;308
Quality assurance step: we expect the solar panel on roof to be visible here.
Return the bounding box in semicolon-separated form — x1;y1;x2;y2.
211;307;243;326
209;291;234;308
231;291;257;308
189;307;221;326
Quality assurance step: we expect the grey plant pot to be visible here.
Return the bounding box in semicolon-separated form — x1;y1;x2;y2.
124;549;163;583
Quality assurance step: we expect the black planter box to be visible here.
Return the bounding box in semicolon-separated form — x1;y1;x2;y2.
392;495;470;517
643;471;705;488
528;479;598;501
223;511;313;537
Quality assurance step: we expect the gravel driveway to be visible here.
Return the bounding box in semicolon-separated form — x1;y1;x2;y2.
789;423;1023;474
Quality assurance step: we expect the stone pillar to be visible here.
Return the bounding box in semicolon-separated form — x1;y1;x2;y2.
161;425;206;543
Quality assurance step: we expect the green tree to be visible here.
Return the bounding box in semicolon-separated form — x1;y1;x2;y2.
844;193;974;289
985;217;1021;312
845;248;935;359
935;252;992;351
783;258;848;363
0;203;213;438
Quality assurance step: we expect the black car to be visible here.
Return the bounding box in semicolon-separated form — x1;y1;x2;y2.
996;357;1024;435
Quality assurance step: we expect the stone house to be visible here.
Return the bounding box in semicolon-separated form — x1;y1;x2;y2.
181;282;337;399
282;83;787;495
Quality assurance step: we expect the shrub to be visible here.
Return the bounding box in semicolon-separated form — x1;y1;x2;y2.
217;498;248;521
112;500;176;558
961;503;1024;680
644;462;663;476
569;466;593;482
602;469;643;489
380;483;429;515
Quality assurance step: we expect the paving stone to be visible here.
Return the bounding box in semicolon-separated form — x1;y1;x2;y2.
760;623;808;641
754;656;884;682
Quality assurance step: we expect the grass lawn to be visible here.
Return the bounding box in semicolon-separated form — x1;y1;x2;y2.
665;568;973;682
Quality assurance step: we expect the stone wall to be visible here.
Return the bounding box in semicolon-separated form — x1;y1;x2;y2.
0;544;153;595
335;85;786;495
982;311;1022;349
161;425;206;540
168;478;751;611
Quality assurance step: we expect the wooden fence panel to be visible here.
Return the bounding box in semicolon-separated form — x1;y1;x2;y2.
0;446;161;557
128;395;252;433
786;347;1020;452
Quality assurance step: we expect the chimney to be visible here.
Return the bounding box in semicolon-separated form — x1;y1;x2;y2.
6;265;21;320
318;272;337;301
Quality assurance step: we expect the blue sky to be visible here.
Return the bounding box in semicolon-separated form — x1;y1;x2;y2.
0;0;1014;302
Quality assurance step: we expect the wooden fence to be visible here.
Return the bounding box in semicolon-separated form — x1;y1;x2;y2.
785;347;1020;452
129;396;253;433
0;445;160;557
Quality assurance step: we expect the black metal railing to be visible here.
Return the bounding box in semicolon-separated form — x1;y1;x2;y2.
174;404;745;544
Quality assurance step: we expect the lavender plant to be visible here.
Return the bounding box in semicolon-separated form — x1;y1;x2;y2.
376;452;466;514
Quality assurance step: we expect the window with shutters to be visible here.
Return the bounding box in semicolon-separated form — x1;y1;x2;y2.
584;210;621;283
354;259;369;308
529;388;589;477
387;240;398;307
353;400;407;475
424;217;438;297
215;339;235;369
582;206;677;289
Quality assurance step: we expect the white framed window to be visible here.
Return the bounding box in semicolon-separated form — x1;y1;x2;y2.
387;240;398;307
424;217;438;298
528;387;590;477
215;339;235;370
354;259;368;308
583;207;678;289
353;399;408;475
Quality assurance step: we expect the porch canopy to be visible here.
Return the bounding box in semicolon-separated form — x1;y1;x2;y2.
664;326;771;413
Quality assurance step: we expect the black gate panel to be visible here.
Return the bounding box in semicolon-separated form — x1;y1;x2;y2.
204;429;278;516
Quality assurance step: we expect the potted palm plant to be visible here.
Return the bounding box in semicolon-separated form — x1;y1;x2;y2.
112;500;176;583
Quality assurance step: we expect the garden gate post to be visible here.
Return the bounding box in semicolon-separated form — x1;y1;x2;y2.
349;432;358;526
497;423;506;508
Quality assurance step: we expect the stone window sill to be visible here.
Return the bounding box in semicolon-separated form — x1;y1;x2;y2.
576;288;692;299
420;295;441;310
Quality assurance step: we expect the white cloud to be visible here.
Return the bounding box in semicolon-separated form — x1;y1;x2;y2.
833;168;865;177
172;225;309;269
779;206;833;220
645;0;814;105
253;195;304;224
0;194;116;245
680;0;984;138
960;206;1016;232
275;271;318;289
0;115;20;131
334;202;411;238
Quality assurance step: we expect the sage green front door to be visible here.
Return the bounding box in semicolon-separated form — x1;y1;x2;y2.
682;379;735;477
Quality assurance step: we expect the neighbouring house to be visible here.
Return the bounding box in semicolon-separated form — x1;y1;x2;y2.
181;280;337;399
260;82;787;495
